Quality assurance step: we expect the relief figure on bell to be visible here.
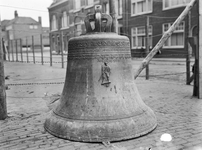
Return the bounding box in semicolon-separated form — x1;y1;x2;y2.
99;62;111;87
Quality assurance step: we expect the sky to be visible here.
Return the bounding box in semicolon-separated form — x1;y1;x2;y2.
0;0;53;27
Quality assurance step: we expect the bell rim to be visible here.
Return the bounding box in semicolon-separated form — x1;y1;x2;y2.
44;110;157;142
44;123;157;142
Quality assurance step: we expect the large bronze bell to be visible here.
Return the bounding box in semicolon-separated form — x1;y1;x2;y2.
44;5;157;142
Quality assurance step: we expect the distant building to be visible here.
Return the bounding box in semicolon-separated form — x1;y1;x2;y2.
128;0;198;58
1;20;10;41
48;0;70;54
48;0;123;54
48;0;198;58
2;11;49;49
42;27;50;47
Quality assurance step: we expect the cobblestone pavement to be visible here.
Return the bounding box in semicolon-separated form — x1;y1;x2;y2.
0;60;202;150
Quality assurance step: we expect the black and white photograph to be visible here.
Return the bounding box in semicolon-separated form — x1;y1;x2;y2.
0;0;202;150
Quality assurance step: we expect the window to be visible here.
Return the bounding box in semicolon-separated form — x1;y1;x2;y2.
163;22;184;48
75;24;82;36
131;0;152;16
75;0;93;9
62;12;66;28
6;25;12;30
75;0;81;9
115;0;122;17
80;0;87;6
67;16;70;27
103;2;109;14
163;0;191;9
51;15;57;30
87;0;93;6
29;25;38;29
74;17;83;36
118;24;123;35
9;33;13;40
61;11;69;28
131;26;152;48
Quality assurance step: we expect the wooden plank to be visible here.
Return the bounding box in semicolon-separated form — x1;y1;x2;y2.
145;16;150;80
186;11;191;85
0;18;7;120
40;34;44;65
198;0;202;98
49;33;53;66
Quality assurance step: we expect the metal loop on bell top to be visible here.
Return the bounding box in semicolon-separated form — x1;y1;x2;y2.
84;5;112;33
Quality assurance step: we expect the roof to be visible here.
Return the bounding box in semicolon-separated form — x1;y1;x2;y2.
7;17;39;26
48;0;68;9
1;20;11;30
1;20;10;26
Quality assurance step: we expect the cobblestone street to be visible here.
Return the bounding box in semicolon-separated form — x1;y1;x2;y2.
0;59;202;150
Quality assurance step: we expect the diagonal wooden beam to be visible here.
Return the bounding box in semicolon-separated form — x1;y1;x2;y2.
0;17;7;120
134;0;197;79
198;0;202;98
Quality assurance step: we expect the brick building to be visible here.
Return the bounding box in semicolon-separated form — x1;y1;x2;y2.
48;0;124;54
2;11;49;50
128;0;198;58
48;0;198;57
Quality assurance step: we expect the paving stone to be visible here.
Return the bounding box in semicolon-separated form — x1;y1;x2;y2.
1;61;202;150
26;146;41;150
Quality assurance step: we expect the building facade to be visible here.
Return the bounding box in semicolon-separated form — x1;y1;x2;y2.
48;0;124;54
2;11;49;49
48;0;198;57
128;0;198;58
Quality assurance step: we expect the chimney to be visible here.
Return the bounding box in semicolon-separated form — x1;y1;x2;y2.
38;16;42;25
14;10;18;18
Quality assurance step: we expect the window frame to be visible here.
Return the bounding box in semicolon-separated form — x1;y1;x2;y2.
61;11;70;29
29;25;38;29
118;24;123;35
131;0;153;17
72;0;98;12
103;2;109;15
75;23;82;36
51;15;57;31
131;25;153;49
75;0;81;10
162;0;191;10
29;25;34;29
34;25;38;29
115;0;123;19
162;22;185;48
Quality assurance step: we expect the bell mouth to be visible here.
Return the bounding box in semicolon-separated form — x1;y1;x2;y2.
44;108;157;142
